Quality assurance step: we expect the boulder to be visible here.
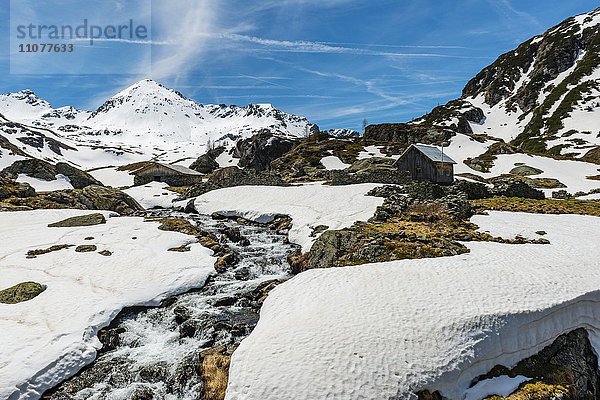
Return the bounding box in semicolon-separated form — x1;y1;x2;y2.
490;177;545;199
48;213;106;228
234;130;295;171
0;282;47;304
0;176;35;200
75;185;144;215
347;157;396;173
190;147;225;174
214;252;239;273
75;245;97;253
510;165;544;176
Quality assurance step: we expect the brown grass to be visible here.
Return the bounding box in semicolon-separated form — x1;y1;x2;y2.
472;197;600;217
485;382;569;399
199;346;231;400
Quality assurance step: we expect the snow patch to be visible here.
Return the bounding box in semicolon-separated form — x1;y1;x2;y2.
123;182;179;209
464;376;531;400
16;174;73;192
320;156;350;171
0;209;215;399
225;212;600;400
192;183;384;252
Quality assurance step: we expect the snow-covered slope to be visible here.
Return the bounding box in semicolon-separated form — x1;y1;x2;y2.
419;7;600;159
0;210;215;400
0;90;89;128
465;7;600;156
0;80;316;170
386;7;600;195
225;211;600;400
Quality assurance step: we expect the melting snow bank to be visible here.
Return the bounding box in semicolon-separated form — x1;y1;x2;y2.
225;212;600;400
16;173;74;192
193;183;384;252
123;181;179;209
0;210;215;400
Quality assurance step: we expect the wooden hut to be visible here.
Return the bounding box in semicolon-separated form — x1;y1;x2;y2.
394;144;456;184
132;163;204;186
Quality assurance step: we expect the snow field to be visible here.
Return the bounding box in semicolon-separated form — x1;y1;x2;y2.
0;209;216;399
225;212;600;400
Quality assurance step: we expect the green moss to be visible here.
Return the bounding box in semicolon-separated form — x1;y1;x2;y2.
0;282;47;304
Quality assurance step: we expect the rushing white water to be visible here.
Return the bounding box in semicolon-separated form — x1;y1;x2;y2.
45;213;297;400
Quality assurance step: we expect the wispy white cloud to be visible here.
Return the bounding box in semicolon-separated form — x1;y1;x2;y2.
150;0;218;81
217;33;482;59
486;0;543;39
71;38;172;45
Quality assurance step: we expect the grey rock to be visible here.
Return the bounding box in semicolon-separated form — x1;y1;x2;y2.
48;213;106;228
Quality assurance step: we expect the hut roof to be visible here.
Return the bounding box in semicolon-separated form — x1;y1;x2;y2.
135;162;203;176
401;144;457;164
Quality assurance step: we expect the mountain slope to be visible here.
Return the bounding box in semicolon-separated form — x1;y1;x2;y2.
463;8;600;157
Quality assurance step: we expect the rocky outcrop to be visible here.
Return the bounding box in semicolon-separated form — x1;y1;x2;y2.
2;159;102;189
0;185;144;215
55;162;102;189
463;142;519;173
0;176;35;200
234;130;295;171
190;147;225;174
415;99;486;134
582;146;600;164
467;328;600;400
185;167;287;198
346;157;396;173
364;123;453;145
2;159;58;181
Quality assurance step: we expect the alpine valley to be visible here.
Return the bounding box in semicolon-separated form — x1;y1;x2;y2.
1;6;600;400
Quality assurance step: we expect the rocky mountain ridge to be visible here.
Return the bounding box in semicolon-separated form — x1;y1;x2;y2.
407;7;600;159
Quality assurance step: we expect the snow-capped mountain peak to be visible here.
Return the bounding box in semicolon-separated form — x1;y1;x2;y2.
0;89;53;123
0;79;317;168
83;79;315;143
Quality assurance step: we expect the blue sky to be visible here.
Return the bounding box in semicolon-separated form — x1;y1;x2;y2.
0;0;598;131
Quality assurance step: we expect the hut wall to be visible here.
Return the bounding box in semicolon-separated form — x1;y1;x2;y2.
134;165;203;186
